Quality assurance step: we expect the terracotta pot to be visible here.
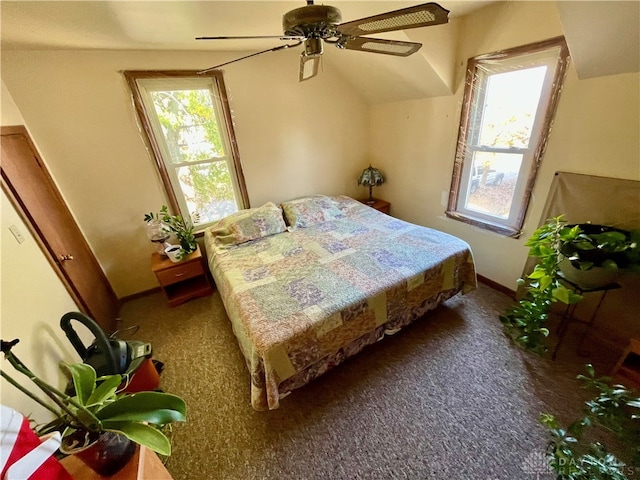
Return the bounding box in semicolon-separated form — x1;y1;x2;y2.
61;431;136;476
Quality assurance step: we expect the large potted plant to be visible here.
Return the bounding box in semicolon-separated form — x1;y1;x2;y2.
500;217;639;354
0;339;186;476
499;216;583;354
144;205;197;261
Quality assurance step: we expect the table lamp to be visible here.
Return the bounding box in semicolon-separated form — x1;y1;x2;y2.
357;165;385;205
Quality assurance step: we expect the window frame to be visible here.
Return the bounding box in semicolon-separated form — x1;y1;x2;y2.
446;37;570;237
124;70;249;229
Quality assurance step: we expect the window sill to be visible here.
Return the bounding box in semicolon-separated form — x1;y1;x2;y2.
445;210;522;238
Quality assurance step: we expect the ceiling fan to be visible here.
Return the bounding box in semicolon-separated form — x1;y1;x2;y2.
196;1;449;81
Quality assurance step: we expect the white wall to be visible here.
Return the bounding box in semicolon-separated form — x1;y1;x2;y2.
1;49;370;297
1;82;84;423
370;1;640;289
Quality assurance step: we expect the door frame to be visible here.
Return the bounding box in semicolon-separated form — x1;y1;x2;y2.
1;125;119;331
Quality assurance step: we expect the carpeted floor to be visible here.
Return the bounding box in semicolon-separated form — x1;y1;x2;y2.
117;282;624;480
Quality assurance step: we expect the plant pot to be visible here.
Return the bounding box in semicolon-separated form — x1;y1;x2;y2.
60;430;136;476
559;257;621;289
164;245;182;263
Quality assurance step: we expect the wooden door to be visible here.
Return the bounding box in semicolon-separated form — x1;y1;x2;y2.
1;126;119;332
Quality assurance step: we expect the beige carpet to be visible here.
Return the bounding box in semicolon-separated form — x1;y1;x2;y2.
117;283;623;480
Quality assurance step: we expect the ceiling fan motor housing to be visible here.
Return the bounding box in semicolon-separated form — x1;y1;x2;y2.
283;5;342;38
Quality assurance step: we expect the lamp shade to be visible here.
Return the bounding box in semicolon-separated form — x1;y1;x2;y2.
357;166;385;187
357;166;385;203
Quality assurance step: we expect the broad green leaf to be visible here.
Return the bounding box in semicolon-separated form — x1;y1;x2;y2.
539;276;552;292
62;363;96;406
552;285;571;304
567;291;583;304
86;374;122;406
528;269;546;279
96;392;186;424
104;422;171;456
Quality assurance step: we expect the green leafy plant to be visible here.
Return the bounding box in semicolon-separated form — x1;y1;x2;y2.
541;365;640;479
144;205;197;259
561;224;640;273
500;216;583;354
0;339;186;456
500;217;640;355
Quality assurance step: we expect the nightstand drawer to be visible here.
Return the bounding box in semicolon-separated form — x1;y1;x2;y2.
155;261;203;286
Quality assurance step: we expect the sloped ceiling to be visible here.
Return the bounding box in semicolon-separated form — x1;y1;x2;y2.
1;1;639;104
0;1;483;104
556;1;640;79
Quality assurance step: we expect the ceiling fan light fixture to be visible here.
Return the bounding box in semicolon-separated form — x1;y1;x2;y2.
299;54;321;82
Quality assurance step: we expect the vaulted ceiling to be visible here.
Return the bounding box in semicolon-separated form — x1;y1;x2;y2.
1;1;638;104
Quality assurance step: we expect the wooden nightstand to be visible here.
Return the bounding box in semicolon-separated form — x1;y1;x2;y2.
151;245;213;307
359;198;391;214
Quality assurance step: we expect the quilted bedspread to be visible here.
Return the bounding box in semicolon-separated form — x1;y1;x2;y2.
205;196;476;410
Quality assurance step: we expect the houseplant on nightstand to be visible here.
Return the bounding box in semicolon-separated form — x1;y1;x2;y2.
144;205;197;260
0;339;186;476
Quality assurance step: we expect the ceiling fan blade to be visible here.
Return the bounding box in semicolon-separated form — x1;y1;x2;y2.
299;54;321;82
196;35;304;41
198;41;303;74
340;37;423;57
336;3;449;37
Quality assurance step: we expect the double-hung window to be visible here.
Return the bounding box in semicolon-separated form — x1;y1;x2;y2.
447;37;569;237
125;71;249;230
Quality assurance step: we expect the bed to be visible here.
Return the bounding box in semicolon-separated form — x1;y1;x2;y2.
204;195;476;410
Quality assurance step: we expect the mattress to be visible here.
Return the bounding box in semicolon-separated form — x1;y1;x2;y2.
205;196;476;409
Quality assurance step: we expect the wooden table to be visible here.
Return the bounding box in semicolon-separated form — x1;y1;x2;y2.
61;446;173;479
151;244;213;307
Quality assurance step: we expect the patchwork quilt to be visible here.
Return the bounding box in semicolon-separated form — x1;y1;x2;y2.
205;196;476;410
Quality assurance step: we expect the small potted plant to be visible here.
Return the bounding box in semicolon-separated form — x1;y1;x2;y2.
0;339;186;476
144;205;197;261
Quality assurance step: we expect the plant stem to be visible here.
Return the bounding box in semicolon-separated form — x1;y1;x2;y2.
3;351;102;431
0;370;61;417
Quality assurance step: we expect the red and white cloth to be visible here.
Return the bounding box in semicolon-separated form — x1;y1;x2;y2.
0;405;72;480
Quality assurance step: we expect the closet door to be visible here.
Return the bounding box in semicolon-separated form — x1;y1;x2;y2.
1;126;119;332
